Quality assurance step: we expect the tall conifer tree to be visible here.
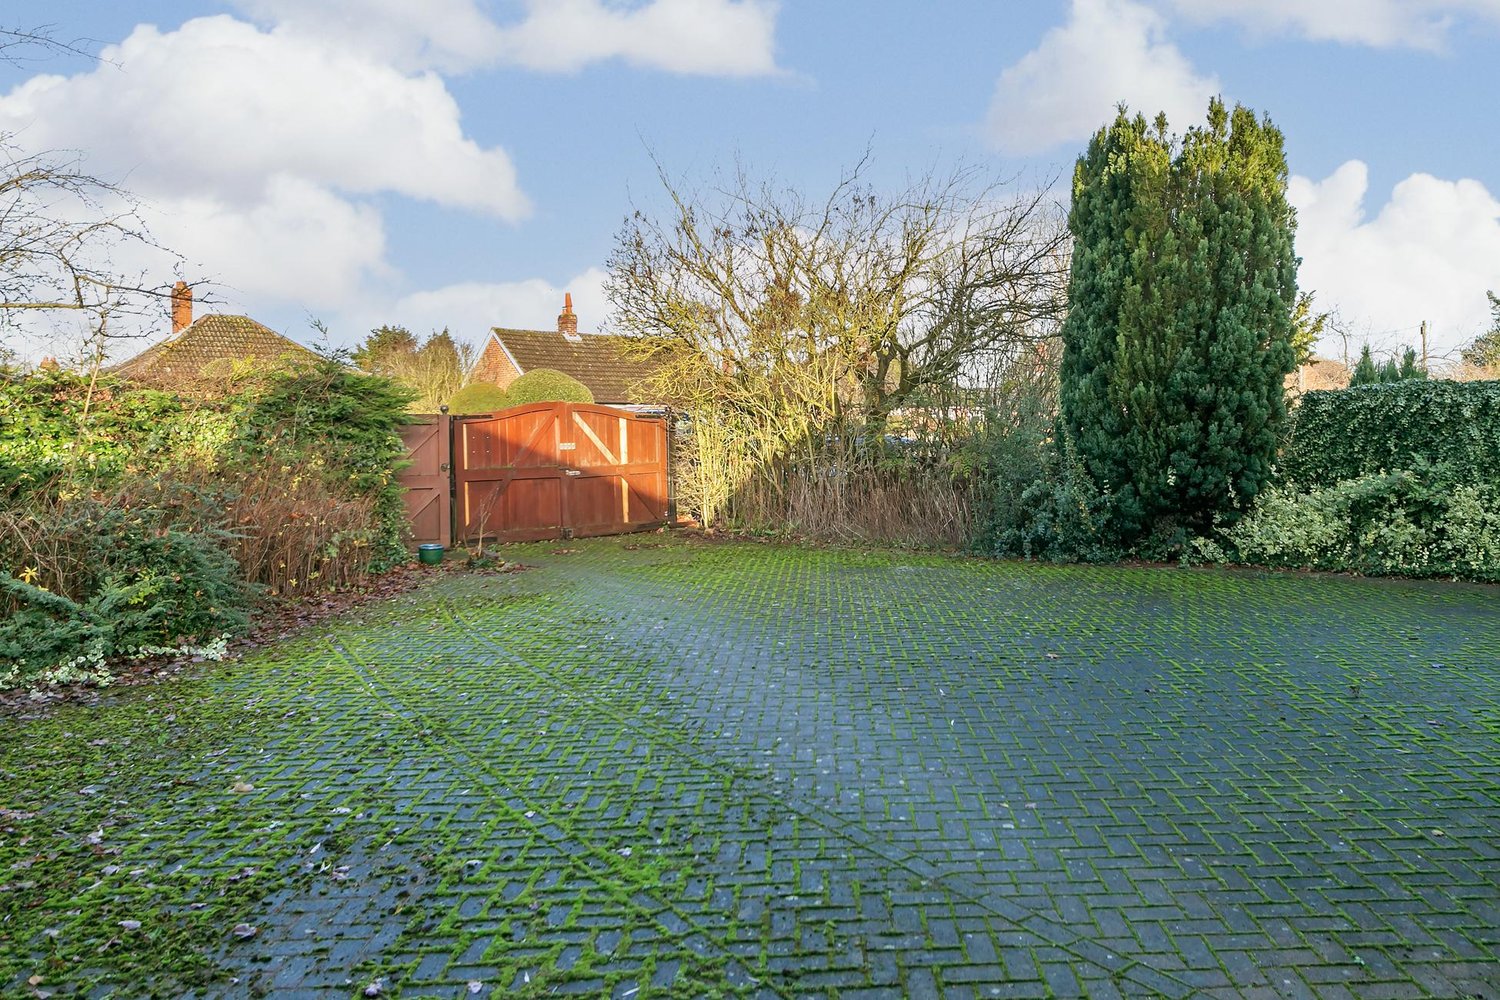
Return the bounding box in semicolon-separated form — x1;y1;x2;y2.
1059;99;1299;545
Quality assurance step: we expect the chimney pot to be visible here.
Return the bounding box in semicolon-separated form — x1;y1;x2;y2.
171;281;193;334
558;292;579;339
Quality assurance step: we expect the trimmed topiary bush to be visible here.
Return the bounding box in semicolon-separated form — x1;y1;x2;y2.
446;382;512;414
505;368;593;406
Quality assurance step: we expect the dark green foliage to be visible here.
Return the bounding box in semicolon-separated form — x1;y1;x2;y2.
1059;100;1299;551
0;482;251;683
229;361;416;569
1351;344;1426;386
447;381;513;414
1280;379;1500;488
1398;347;1425;381
505;368;594;406
971;429;1114;562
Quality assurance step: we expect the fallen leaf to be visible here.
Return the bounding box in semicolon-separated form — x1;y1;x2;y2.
467;983;484;995
363;980;385;997
230;782;255;794
118;920;141;931
231;923;258;939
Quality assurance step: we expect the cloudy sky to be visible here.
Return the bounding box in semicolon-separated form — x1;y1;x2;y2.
2;0;1498;363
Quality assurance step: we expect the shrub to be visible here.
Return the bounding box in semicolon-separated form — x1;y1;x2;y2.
1281;379;1500;488
504;368;593;406
1227;465;1500;582
222;464;381;596
227;362;415;570
0;479;252;687
447;382;512;414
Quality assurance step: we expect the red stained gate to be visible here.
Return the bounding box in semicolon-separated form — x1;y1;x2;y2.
450;402;670;544
397;413;452;548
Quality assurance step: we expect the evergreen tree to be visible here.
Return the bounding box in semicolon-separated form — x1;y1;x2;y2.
1378;356;1401;383
1350;344;1379;386
1397;346;1425;380
353;325;419;376
1059;100;1299;547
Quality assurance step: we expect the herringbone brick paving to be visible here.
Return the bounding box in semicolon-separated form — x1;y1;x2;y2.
2;537;1497;997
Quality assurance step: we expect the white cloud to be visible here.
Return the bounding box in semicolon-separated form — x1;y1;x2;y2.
234;0;781;76
0;16;526;219
1291;161;1500;357
1162;0;1500;50
0;13;535;357
147;178;390;310
985;0;1219;156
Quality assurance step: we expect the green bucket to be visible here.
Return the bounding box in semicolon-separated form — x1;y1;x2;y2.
417;543;445;565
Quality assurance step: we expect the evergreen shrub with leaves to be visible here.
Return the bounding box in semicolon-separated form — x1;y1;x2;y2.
0;479;251;687
447;382;512;414
1227;464;1500;582
0;371;233;501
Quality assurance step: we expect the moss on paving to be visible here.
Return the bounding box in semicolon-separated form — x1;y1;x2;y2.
3;535;1498;998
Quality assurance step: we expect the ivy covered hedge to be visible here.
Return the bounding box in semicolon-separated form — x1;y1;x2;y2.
1280;379;1500;487
0;374;234;501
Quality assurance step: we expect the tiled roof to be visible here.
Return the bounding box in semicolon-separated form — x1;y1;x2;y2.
109;315;320;384
484;328;670;404
1288;356;1351;394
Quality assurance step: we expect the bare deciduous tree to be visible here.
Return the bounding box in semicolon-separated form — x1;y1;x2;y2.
606;153;1069;528
1;25;182;374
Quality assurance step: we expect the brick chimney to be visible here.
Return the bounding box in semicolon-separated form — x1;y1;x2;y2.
171;281;193;334
557;292;580;340
38;356;60;372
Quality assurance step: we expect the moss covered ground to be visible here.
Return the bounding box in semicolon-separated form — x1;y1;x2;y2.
2;536;1497;997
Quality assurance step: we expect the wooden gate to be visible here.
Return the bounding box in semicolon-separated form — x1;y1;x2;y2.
397;413;452;548
453;403;669;544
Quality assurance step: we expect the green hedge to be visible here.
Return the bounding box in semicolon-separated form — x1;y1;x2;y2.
1281;379;1500;487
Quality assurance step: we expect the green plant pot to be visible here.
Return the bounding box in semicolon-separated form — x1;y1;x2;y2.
417;543;445;565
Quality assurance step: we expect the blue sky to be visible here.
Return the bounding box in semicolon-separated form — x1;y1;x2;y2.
2;0;1498;363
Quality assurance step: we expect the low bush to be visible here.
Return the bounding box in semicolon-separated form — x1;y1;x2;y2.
1226;464;1500;582
969;430;1115;563
447;382;512;414
226;361;414;571
0;361;417;688
504;368;593;406
223;464;381;596
0;478;252;687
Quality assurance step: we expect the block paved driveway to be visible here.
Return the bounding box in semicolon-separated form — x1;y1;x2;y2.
3;538;1499;998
